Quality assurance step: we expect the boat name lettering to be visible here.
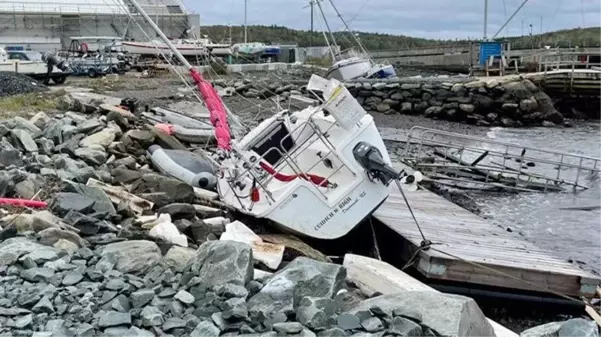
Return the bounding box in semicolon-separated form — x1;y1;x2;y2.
314;191;367;231
338;197;352;209
314;209;338;231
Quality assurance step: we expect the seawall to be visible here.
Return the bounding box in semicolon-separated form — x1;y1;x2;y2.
343;77;566;127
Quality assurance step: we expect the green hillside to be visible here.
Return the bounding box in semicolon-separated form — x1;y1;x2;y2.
200;25;601;51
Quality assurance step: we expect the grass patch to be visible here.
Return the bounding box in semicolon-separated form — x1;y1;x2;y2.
87;76;125;93
305;56;331;67
0;92;58;114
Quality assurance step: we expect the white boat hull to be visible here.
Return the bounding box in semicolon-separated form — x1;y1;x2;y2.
260;120;390;239
210;47;233;56
217;105;392;240
122;41;208;56
0;61;66;76
326;57;372;81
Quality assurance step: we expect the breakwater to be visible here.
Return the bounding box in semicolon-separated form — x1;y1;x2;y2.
214;71;600;127
344;77;568;127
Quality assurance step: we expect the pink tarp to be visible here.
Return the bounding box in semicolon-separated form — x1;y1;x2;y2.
190;69;232;151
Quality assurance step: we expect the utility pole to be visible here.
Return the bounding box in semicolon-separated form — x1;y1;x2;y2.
540;16;543;34
303;0;316;47
483;0;488;40
244;0;247;43
310;0;314;47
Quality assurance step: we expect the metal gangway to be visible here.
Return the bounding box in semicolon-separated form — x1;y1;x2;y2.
402;126;600;192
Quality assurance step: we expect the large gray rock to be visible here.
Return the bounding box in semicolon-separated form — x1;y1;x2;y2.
558;318;598;337
520;321;563;337
97;240;162;274
520;318;598;337
0;237;59;266
61;181;117;215
186;240;253;288
191;321;220;337
50;193;96;217
75;146;108;166
80;129;116;148
130;173;195;207
247;257;346;318
345;292;494;337
164;246;196;273
11;129;38;153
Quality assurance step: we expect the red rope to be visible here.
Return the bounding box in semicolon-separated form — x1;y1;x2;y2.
259;162;330;187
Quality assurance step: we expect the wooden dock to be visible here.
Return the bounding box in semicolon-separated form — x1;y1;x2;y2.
373;164;601;298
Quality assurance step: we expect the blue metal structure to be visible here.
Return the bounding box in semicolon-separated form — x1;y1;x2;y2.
479;42;502;65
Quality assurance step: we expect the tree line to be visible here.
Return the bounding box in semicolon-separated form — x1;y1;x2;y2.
199;25;600;51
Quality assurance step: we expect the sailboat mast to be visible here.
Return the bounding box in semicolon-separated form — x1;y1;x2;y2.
315;0;338;55
483;0;488;40
244;0;248;43
326;0;367;54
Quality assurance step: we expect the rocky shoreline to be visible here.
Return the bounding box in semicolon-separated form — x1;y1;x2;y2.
0;71;598;337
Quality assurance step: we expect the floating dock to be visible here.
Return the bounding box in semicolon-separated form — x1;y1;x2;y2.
373;163;601;298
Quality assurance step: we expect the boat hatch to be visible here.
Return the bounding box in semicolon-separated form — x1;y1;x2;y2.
248;120;295;166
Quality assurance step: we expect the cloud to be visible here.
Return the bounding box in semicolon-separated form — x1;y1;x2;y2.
187;0;600;39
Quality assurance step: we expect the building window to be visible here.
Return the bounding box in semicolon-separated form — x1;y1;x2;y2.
166;5;183;14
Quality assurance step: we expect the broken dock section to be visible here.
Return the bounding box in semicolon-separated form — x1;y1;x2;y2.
372;163;600;298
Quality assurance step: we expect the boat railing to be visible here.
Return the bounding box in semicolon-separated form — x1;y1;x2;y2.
227;111;356;210
336;47;368;60
403;126;601;192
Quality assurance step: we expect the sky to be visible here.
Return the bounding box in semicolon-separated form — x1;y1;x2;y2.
185;0;601;40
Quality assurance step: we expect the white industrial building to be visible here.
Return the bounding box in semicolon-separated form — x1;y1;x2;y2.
0;0;200;52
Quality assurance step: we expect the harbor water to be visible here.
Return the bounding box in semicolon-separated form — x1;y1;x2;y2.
475;122;601;275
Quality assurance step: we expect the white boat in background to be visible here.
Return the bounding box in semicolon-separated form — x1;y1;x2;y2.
325;49;373;81
122;39;209;56
232;42;281;57
185;37;233;56
317;1;396;81
0;47;70;84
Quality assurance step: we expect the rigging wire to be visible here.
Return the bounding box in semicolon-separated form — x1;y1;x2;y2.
545;0;564;34
104;0;202;102
334;0;371;31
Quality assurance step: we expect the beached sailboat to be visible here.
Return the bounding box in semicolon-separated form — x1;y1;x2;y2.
126;0;417;240
316;0;396;81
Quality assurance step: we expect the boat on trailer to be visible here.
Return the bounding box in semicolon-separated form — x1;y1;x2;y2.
122;39;209;57
128;0;413;240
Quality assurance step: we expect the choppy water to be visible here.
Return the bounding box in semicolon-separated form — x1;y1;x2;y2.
474;122;601;275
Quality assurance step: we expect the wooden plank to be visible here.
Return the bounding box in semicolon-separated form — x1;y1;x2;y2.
585;306;601;327
373;163;601;297
343;254;519;337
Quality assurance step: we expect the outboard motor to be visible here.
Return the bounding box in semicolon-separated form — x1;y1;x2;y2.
353;141;400;185
41;51;69;84
42;51;69;71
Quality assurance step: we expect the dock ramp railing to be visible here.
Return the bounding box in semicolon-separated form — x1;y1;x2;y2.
402;126;600;192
